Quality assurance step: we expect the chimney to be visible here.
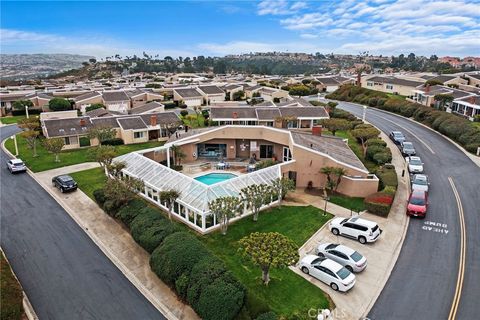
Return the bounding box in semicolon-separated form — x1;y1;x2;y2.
79;118;86;126
425;85;430;93
232;112;238;119
150;115;157;126
312;125;322;136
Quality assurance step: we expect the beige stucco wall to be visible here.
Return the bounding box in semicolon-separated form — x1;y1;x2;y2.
121;130;149;144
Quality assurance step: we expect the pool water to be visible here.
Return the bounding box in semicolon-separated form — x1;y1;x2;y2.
194;173;237;185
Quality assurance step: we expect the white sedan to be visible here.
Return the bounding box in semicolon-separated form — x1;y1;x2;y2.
411;174;429;193
299;254;356;292
316;243;367;273
405;156;424;173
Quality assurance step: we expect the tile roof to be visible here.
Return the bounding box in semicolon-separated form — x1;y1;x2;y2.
43;117;92;137
130;101;164;114
138;112;180;125
74;91;101;102
198;85;224;95
255;108;281;120
91;116;120;128
102;91;130;102
210;107;257;119
174;88;202;98
367;76;424;87
291;131;367;171
86;107;111;118
279;107;329;118
117;117;148;130
210;106;328;120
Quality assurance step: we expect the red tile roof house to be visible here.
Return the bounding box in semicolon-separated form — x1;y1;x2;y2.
41;111;181;150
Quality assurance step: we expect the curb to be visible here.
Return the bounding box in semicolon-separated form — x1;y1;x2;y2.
1;137;180;320
1;249;39;320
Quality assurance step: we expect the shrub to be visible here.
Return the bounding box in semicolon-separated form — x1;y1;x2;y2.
130;208;165;238
383;186;397;195
93;188;106;206
365;192;394;205
466;143;480;153
103;199;122;216
150;232;209;287
102;138;124;146
180;110;189;117
196;279;246;320
366;138;387;147
364;201;391;217
375;166;398;190
134;221;181;253
11;108;42;116
175;273;190;300
256;312;278;320
79;136;91;147
366;145;386;159
116;199;147;227
373;152;392;165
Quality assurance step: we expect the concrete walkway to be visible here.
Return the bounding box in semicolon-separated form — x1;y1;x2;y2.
287;131;409;320
33;164;199;320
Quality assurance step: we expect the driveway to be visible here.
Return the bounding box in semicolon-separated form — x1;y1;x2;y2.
334;101;480;320
0;125;165;320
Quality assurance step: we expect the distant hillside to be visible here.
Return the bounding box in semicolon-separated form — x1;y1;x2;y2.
0;53;95;80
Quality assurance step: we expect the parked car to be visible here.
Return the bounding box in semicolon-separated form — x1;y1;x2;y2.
389;131;405;145
406;156;424;173
6;158;27;173
329;217;382;244
52;175;78;193
407;190;428;218
411;174;430;193
316;243;367;272
401;141;416;156
299;254;356;292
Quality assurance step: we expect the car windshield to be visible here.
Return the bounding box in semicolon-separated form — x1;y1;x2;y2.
60;177;73;182
13;163;24;167
409;158;422;165
310;258;323;266
337;267;351;280
394;133;404;138
410;197;426;206
403;143;414;149
413;178;428;185
350;251;363;262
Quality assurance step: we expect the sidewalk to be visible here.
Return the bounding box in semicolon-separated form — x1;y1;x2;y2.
33;165;199;320
287;131;409;320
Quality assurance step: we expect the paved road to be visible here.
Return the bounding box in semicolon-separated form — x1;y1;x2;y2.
0;125;165;320
332;101;480;320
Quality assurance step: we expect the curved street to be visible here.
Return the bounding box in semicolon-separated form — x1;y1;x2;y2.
333;101;480;320
0;125;165;320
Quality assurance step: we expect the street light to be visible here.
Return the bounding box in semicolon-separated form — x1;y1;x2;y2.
10;135;18;156
25;105;30;119
362;105;367;122
317;92;321;102
322;195;330;216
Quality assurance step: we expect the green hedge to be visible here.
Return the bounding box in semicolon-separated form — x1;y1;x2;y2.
375;166;398;190
364;201;391;217
93;188;106;206
102;138;124;146
116;199;146;226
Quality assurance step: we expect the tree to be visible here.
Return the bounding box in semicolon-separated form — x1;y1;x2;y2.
351;127;380;156
88;145;117;169
160;189;180;220
332;167;347;191
103;176;144;208
232;90;245;101
170;145;186;166
321;118;351;136
208;196;242;235
89;58;97;64
241;184;272;222
18;118;40;157
320;166;336;192
87;125;117;144
271;177;295;205
85;103;105;113
434;94;454;111
288;85;311;96
327;101;338;114
48;98;71;111
238;232;298;285
42;138;65;162
12;99;33;111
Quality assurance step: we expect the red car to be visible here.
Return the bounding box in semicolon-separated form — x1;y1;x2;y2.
407;190;428;217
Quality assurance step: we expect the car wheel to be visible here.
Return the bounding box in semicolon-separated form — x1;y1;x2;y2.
317;252;325;258
330;283;339;291
60;187;65;193
345;265;353;273
358;236;367;244
331;228;339;235
301;267;309;274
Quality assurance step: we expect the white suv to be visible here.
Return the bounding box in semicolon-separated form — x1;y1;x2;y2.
329;217;382;244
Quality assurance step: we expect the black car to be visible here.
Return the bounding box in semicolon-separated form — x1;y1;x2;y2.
52;175;78;193
389;131;405;145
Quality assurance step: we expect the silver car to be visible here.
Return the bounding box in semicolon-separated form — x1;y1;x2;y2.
6;158;27;173
316;243;367;272
411;174;429;193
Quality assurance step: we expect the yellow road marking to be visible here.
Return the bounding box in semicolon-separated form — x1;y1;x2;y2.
448;177;466;320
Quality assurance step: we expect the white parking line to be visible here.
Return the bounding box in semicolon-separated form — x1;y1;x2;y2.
370;113;435;155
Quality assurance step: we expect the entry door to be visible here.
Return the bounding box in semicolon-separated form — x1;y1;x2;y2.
260;145;273;158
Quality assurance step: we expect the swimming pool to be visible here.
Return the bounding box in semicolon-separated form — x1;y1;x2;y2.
194;173;237;185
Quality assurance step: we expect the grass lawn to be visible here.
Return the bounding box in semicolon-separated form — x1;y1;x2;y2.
4;134;164;172
201;205;333;318
181;114;206;128
0;115;26;125
69;167;107;200
323;130;379;172
1;254;25;320
387;93;407;100
329;194;365;212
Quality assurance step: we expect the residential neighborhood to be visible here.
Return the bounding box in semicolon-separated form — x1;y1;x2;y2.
1;1;480;320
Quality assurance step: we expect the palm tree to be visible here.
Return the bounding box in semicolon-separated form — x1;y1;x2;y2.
159;189;180;220
332;167;347;191
320;166;335;193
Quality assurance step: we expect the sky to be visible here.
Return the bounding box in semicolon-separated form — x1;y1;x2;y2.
1;0;479;58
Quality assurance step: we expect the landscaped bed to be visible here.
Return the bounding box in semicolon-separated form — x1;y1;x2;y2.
4;134;165;172
71;167;333;319
1;253;25;320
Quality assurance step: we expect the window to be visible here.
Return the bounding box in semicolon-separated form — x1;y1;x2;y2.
64;137;71;145
260;145;273;158
367;82;374;87
283;147;292;162
386;84;394;90
134;131;144;139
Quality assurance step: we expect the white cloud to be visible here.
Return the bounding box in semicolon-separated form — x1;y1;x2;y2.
197;40;327;55
300;33;318;39
257;0;290;16
290;2;308;11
